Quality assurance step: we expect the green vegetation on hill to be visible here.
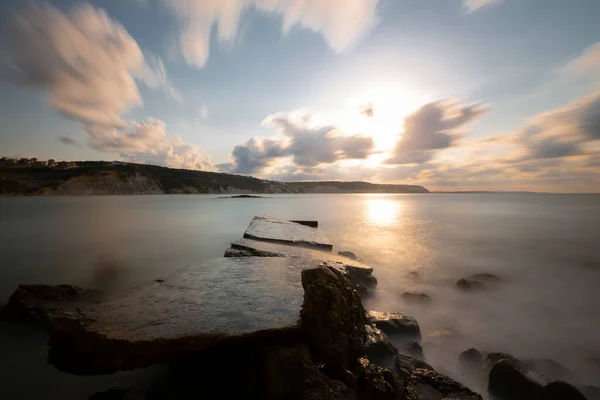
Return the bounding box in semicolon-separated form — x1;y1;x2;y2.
0;161;429;195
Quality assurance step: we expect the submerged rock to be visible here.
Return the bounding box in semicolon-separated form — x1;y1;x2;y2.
403;369;483;400
338;251;359;260
523;358;572;381
244;217;333;250
469;273;500;282
488;359;586;400
455;278;484;291
401;292;432;304
367;311;421;342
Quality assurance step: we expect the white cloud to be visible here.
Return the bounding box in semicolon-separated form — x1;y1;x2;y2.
166;0;378;68
463;0;502;13
1;3;210;170
200;105;208;119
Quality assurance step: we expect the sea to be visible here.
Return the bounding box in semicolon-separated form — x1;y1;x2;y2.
0;193;599;398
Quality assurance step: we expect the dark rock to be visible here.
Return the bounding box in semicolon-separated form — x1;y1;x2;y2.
403;368;482;400
291;220;319;228
257;344;357;400
338;251;358;260
395;354;434;382
354;284;370;297
244;217;333;250
455;278;483;291
221;194;266;198
300;265;368;380
488;359;545;400
4;284;100;327
401;292;432;304
459;348;488;379
365;325;399;370
406;271;420;280
483;352;524;373
356;358;401;400
367;311;421;341
402;342;425;361
523;358;572;381
224;247;284;257
544;381;588;400
469;273;500;282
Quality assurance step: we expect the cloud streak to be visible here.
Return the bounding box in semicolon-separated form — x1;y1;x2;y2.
166;0;378;67
1;2;210;171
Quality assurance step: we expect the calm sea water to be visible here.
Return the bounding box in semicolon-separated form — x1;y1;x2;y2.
1;193;599;398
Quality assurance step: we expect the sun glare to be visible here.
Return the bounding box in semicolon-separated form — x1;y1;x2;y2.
338;84;427;154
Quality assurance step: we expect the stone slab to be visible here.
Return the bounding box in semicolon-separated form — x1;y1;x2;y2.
243;217;333;251
8;257;341;375
226;238;377;290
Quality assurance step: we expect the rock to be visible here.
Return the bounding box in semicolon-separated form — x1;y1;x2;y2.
291;220;319;228
257;344;358;400
3;284;100;327
455;278;483;291
356;358;401;400
223;194;265;198
338;251;358;260
367;311;421;341
365;325;399;370
226;238;377;290
401;292;432;304
406;271;420;280
544;381;588;400
469;273;500;282
402;342;425;361
394;354;434;382
459;348;488;378
244;217;333;250
488;359;585;400
403;369;482;400
300;265;368;380
7;257;347;374
224;247;284;257
523;358;572;381
483;352;524;373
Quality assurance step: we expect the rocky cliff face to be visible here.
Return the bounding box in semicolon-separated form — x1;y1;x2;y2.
44;173;163;195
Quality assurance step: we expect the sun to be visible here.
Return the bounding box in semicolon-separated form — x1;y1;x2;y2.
338;84;426;152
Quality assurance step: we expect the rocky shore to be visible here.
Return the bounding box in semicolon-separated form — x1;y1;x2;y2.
1;218;595;399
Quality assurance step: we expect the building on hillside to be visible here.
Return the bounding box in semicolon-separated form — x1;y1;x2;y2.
18;158;30;165
47;159;56;167
36;161;48;167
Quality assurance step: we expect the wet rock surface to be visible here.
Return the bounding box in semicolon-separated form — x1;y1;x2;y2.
367;311;421;342
226;238;377;292
7;257;338;374
244;217;333;250
402;342;425;361
403;369;483;400
401;292;432;304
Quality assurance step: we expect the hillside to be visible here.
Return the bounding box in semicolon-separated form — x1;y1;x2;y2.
0;162;429;195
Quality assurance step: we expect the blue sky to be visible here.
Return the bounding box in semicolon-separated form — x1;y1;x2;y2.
1;0;599;191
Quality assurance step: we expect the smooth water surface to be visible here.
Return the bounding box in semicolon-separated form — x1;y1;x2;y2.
1;194;599;398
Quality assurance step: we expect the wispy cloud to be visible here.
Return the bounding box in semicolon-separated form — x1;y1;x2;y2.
0;3;211;171
59;135;80;147
463;0;503;13
165;0;379;68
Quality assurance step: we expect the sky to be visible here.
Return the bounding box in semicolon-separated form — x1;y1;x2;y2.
0;0;599;192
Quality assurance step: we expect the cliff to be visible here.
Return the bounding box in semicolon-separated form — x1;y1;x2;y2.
0;162;429;195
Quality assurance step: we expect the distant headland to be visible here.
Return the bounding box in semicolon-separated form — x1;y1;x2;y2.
0;157;429;196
